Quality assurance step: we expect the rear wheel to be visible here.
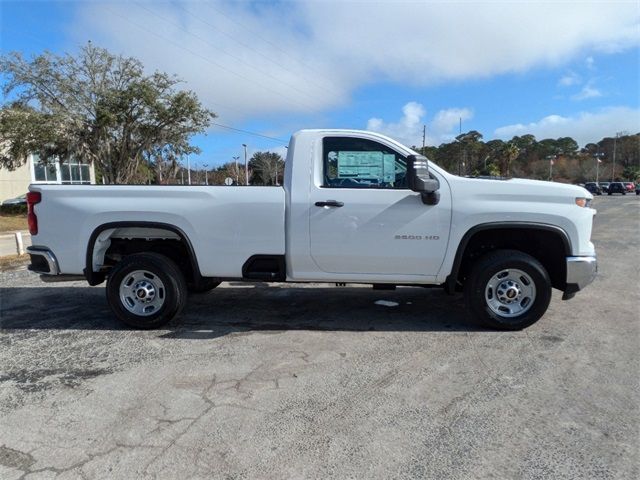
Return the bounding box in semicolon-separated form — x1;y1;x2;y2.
106;253;187;329
464;249;552;330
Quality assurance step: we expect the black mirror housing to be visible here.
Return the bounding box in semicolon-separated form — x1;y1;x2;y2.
407;155;440;205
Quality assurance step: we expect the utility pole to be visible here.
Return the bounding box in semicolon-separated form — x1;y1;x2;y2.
232;156;240;184
594;146;604;184
242;144;248;185
422;124;426;154
612;132;622;181
203;163;209;185
548;155;555;181
187;155;191;185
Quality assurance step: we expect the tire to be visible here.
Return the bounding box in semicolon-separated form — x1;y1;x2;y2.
188;277;221;294
608;192;612;196
106;253;187;329
464;249;552;330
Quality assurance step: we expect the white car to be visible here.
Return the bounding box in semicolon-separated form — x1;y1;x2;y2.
27;129;597;330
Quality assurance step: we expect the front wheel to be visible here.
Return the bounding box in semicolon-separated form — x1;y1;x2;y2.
464;250;552;330
106;253;187;329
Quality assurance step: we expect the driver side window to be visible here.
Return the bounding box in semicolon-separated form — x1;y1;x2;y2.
322;137;408;189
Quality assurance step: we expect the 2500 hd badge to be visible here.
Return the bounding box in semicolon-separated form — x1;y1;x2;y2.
395;235;440;240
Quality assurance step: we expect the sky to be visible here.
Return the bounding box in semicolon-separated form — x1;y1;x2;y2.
1;0;639;169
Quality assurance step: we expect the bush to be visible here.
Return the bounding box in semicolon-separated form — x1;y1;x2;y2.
0;204;27;215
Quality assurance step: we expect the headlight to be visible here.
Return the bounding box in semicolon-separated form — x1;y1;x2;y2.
575;197;592;208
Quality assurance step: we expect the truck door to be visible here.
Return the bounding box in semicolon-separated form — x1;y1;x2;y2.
308;135;451;277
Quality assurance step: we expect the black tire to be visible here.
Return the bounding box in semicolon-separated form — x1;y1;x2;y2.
106;253;187;329
608;192;612;195
188;277;221;294
464;249;552;330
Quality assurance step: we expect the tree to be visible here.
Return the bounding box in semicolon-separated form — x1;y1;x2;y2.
498;142;519;177
0;43;215;183
249;151;285;185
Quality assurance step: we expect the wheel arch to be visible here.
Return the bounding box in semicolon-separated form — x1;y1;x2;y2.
84;221;201;286
445;222;572;293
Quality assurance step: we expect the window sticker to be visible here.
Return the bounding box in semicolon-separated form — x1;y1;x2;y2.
337;151;395;184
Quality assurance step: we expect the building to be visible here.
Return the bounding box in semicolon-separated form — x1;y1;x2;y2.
0;154;95;203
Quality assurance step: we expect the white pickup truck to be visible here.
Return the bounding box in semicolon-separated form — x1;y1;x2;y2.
26;129;597;330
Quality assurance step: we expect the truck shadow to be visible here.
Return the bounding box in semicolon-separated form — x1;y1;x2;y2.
0;284;486;337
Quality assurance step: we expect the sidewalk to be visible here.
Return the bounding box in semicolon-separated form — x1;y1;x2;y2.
0;230;31;257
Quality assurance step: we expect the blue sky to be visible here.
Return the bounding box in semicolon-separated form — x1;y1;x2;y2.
2;0;639;169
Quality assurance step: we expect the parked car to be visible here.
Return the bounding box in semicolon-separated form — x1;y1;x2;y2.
607;182;627;195
584;182;602;195
26;129;597;331
623;182;635;193
598;182;610;193
1;193;27;206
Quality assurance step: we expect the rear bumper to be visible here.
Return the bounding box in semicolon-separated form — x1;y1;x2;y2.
27;247;60;275
563;255;597;300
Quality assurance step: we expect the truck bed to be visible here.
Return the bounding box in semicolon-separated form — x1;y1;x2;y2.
29;185;286;277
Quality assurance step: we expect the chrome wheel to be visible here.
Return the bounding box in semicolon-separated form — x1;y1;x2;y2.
119;269;166;316
484;268;536;318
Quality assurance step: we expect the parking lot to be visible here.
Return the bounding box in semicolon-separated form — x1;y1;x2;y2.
0;195;638;479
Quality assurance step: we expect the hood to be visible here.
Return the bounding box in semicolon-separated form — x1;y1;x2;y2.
450;176;593;202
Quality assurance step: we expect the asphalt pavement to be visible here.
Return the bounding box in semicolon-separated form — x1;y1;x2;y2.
0;195;638;479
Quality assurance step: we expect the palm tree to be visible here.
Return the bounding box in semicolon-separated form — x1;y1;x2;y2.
500;142;519;177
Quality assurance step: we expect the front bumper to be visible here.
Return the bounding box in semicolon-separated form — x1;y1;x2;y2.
563;255;597;300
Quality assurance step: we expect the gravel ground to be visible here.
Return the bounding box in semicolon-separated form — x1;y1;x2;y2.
0;195;638;479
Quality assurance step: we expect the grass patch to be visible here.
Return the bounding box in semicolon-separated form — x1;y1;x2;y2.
0;214;27;233
0;254;30;271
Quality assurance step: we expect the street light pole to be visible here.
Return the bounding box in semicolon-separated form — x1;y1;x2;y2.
242;144;248;185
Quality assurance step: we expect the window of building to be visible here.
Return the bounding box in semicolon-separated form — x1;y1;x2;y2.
60;162;91;184
32;155;58;183
31;154;91;185
322;137;407;189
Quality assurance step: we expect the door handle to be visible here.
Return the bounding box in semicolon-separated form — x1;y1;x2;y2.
315;200;344;208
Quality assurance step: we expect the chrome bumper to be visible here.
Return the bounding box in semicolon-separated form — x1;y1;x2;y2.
564;255;597;299
26;247;60;275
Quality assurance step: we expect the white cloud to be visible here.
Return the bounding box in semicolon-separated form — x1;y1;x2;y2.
494;107;640;145
68;1;640;121
366;103;473;146
571;82;603;100
558;71;581;87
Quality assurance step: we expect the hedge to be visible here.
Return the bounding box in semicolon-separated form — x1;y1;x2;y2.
0;204;28;215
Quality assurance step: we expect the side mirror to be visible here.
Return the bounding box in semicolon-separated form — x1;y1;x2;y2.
407;155;440;205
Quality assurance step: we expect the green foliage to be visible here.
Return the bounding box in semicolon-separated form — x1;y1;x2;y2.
0;43;215;184
249;151;285;185
0;204;27;215
423;131;640;182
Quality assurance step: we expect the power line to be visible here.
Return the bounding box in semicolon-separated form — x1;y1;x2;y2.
176;2;342;99
211;122;288;144
132;2;321;113
103;5;316;114
204;3;339;95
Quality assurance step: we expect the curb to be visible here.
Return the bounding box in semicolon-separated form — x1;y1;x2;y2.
0;230;30;240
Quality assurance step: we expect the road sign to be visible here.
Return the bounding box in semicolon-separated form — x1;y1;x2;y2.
224;177;233;186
